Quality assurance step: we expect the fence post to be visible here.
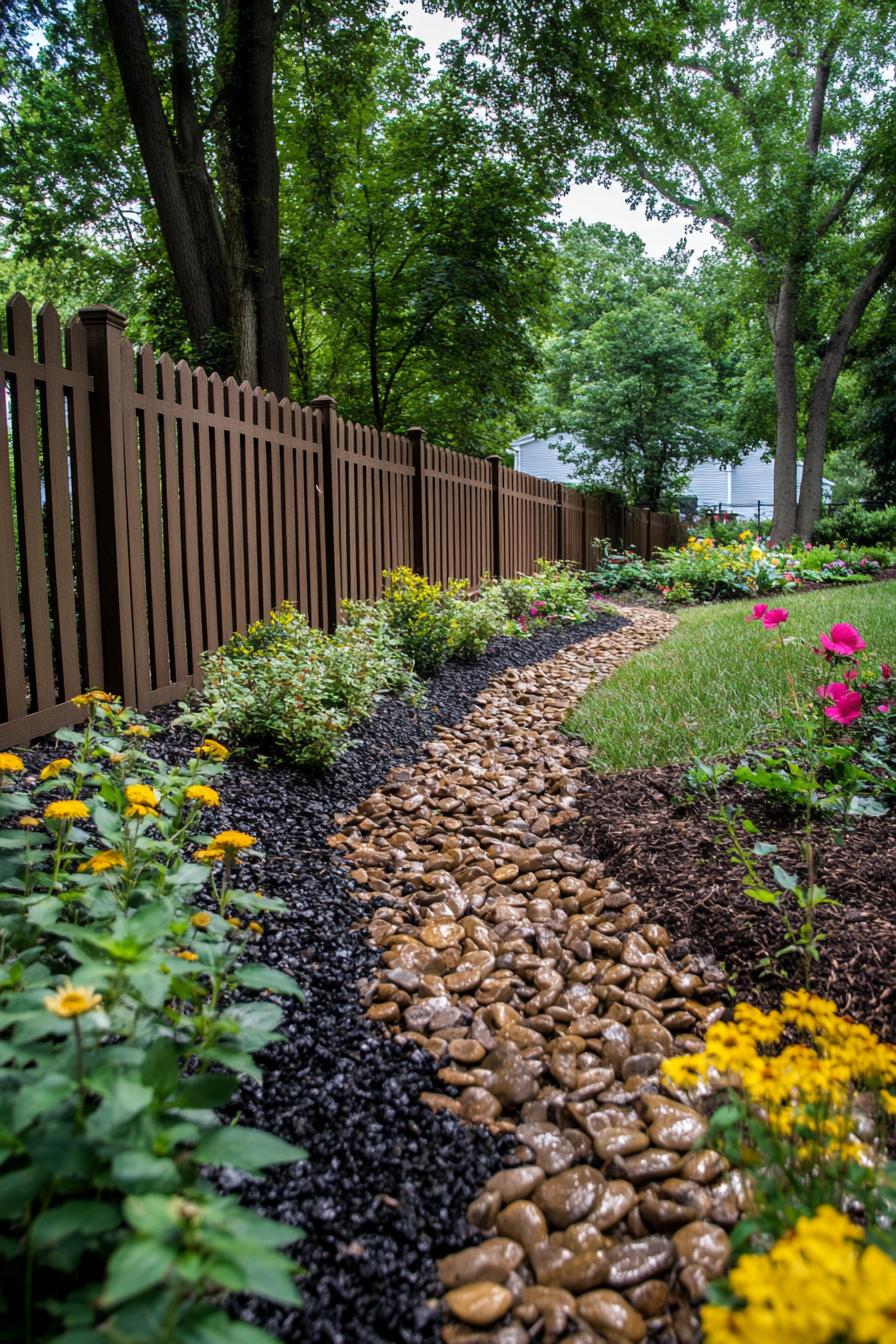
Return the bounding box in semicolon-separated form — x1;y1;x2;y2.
406;426;426;574
78;305;137;705
645;507;653;561
311;394;340;631
488;454;503;577
555;482;566;561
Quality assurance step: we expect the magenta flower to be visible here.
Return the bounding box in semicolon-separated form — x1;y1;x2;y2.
824;690;862;725
876;703;891;714
762;608;789;629
882;663;892;680
819;623;866;656
817;682;850;703
747;603;768;621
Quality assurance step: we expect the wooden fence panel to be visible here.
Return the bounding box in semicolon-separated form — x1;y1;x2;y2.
0;294;684;745
0;298;107;746
423;442;493;584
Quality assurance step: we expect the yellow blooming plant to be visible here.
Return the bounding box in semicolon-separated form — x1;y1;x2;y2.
702;1206;896;1344
0;704;303;1339
663;992;896;1257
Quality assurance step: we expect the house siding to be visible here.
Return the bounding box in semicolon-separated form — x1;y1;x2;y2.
511;435;832;519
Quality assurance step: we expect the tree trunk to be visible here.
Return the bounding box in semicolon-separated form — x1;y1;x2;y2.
767;272;799;544
102;0;231;356
796;230;896;537
219;0;290;396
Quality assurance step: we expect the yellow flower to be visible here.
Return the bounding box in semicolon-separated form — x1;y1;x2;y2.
71;689;115;707
248;921;263;934
733;1002;784;1045
191;911;213;928
227;916;243;928
0;752;25;773
175;949;198;961
18;815;41;828
123;724;151;738
194;845;226;864
194;739;230;761
44;799;89;822
185;784;220;808
881;1090;896;1115
124;783;159;818
45;977;102;1018
739;529;753;540
212;829;257;852
78;850;127;874
40;757;72;781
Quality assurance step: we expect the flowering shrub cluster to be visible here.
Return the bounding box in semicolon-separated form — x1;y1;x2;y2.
179;599;421;767
663;993;896;1344
0;695;304;1343
498;558;600;629
591;530;894;604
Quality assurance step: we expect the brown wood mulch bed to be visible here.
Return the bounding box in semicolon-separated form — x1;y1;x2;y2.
564;766;896;1042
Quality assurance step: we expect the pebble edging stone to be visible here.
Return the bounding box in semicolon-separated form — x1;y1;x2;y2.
334;607;739;1344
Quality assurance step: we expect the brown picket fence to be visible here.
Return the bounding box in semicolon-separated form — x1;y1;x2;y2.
0;296;684;747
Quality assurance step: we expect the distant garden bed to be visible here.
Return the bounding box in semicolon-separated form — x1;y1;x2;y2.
587;531;896;606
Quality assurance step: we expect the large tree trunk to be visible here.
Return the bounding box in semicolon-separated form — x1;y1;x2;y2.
219;0;290;396
102;0;231;355
767;272;799;544
796;231;896;537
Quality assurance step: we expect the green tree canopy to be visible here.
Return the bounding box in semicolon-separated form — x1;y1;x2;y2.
557;291;725;508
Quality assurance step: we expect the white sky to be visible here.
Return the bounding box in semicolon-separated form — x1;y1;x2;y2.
396;1;716;260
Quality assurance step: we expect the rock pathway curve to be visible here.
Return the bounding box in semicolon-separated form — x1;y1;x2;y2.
332;609;739;1344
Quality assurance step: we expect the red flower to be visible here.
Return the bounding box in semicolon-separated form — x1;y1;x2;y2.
824;690;862;724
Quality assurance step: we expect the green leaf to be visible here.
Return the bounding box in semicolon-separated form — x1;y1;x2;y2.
194;1125;307;1173
745;886;779;905
772;864;799;892
111;1151;180;1195
33;1200;120;1248
0;1164;50;1215
140;1039;180;1096
234;964;304;999
173;1074;239;1109
14;1074;76;1131
100;1237;177;1307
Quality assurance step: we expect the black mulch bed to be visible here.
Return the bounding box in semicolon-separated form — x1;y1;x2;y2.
26;612;626;1344
566;765;896;1042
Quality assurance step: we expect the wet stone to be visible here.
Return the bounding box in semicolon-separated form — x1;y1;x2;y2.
438;1238;525;1287
534;1166;605;1229
605;1236;675;1288
576;1289;647;1342
443;1282;514;1327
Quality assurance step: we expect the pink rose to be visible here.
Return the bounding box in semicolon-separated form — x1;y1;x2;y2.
762;608;789;629
747;603;769;621
819;623;866;657
817;682;850;702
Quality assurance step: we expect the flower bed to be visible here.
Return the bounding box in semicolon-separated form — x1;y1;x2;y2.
589;532;896;604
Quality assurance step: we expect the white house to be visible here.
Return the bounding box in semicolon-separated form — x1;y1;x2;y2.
511;433;834;521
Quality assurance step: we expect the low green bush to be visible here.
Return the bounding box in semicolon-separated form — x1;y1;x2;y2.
813;502;896;547
498;559;596;627
445;582;510;660
179;601;420;767
0;696;304;1344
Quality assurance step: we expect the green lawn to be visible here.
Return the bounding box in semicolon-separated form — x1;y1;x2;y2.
570;582;896;772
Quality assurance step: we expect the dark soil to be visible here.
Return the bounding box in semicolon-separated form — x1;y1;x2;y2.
24;614;626;1344
566;765;896;1041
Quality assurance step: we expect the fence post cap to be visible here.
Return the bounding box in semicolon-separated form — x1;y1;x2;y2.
406;425;425;439
486;453;504;463
310;394;337;409
77;305;127;330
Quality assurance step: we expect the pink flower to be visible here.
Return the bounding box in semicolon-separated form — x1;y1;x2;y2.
817;682;850;703
518;615;527;632
876;703;891;714
819;623;866;657
747;603;768;621
882;664;892;680
805;543;812;551
824;690;862;724
762;608;789;629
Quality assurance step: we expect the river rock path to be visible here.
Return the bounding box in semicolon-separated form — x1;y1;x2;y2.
332;607;738;1344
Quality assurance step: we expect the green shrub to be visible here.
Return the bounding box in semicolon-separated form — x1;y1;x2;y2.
0;696;304;1344
498;559;595;625
813;503;896;547
180;601;419;767
589;558;656;592
446;582;510;660
379;567;461;673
